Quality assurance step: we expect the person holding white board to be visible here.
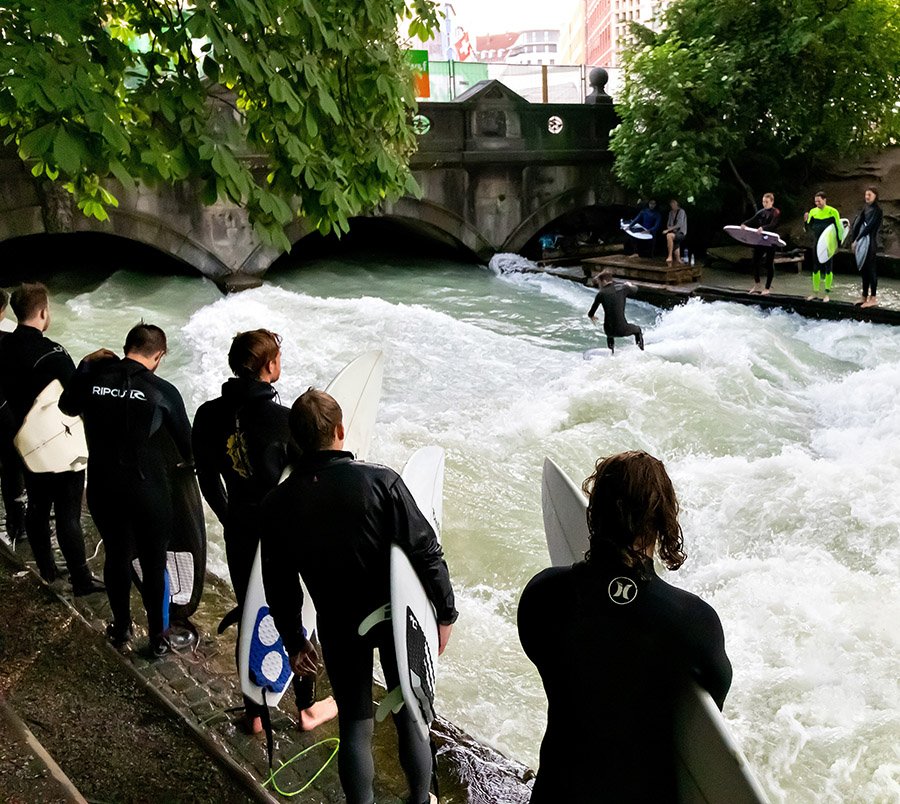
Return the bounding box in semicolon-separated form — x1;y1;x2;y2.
518;451;732;802
261;389;457;804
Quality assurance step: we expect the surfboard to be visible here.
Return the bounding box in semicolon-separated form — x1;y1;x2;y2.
854;234;870;271
816;225;838;263
238;350;385;708
723;225;785;249
362;446;445;742
14;380;88;473
540;457;768;804
131;425;207;629
620;220;653;240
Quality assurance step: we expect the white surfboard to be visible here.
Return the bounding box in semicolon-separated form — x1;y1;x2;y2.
816;225;838;263
723;225;785;249
368;446;445;742
540;457;768;804
14;380;88;473
621;219;653;240
854;234;870;271
238;350;384;707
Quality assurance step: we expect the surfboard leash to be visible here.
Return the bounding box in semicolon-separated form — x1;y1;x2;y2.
262;737;340;797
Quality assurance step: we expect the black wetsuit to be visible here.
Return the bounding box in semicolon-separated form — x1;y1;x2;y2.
260;450;457;804
518;561;732;803
0;328;26;543
588;283;643;353
742;206;782;289
0;324;93;587
192;377;314;717
850;202;883;298
59;356;192;641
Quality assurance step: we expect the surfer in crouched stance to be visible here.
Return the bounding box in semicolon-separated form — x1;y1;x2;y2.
192;330;337;734
588;270;644;354
59;324;194;656
260;389;457;804
517;451;732;802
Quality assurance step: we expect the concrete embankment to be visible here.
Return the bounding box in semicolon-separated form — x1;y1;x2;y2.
0;527;533;803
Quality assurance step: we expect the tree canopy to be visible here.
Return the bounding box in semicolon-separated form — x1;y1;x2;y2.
0;0;438;249
610;0;900;206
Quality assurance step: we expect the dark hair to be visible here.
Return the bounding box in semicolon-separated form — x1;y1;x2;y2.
10;282;49;321
865;186;879;199
0;288;8;311
124;322;167;357
289;388;343;454
228;329;282;379
581;451;686;575
814;190;826;200
598;269;614;285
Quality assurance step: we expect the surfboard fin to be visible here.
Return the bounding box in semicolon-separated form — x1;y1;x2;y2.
358;603;390;636
375;686;405;722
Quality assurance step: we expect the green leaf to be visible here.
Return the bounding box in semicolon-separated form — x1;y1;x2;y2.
53;128;85;175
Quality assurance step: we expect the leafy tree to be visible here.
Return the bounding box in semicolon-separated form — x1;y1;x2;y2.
0;0;438;249
610;0;900;207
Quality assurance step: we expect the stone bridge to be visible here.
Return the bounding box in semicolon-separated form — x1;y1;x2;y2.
0;81;623;288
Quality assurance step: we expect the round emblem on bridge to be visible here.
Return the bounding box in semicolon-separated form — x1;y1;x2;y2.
547;115;564;135
413;114;432;136
608;576;638;605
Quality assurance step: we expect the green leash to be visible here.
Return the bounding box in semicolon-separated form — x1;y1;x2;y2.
263;737;340;797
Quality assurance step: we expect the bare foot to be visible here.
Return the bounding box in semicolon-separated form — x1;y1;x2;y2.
748;284;761;294
822;295;830;302
666;258;673;266
861;297;878;308
299;696;338;731
853;296;866;307
244;714;263;735
760;289;770;296
805;295;819;301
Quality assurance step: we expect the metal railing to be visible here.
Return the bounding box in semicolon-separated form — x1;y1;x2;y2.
419;62;623;104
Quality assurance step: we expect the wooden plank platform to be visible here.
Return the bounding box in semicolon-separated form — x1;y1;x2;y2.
582;255;702;285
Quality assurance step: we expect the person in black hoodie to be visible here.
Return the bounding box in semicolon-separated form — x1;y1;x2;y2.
849;186;884;309
518;451;732;802
59;323;194;656
0;288;26;546
192;330;337;734
260;388;457;804
0;282;101;594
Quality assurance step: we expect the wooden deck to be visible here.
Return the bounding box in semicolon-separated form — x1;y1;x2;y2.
582;255;702;285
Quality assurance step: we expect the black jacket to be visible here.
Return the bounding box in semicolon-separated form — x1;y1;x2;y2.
742;206;781;231
518;561;732;802
59;356;192;482
0;324;76;428
260;450;457;655
192;377;290;526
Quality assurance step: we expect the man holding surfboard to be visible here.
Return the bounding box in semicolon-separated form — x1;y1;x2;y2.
519;451;733;802
848;186;883;308
260;388;457;804
192;329;337;734
742;192;781;294
0;282;101;595
60;323;194;656
804;191;844;302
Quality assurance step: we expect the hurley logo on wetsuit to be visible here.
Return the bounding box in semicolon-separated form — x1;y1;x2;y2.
91;386;147;400
608;577;638;605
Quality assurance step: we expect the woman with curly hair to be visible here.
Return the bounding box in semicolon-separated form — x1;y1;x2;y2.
518;451;732;802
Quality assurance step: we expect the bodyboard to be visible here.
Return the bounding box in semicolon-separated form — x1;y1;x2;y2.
388;446;445;742
14;380;88;473
816;225;838;263
621;220;653;240
723;225;785;249
540;457;767;803
854;234;870;271
238;350;385;708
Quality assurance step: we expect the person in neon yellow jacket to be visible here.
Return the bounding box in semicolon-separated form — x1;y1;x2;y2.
803;191;844;302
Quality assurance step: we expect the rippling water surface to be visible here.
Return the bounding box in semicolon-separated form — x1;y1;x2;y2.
46;256;900;803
